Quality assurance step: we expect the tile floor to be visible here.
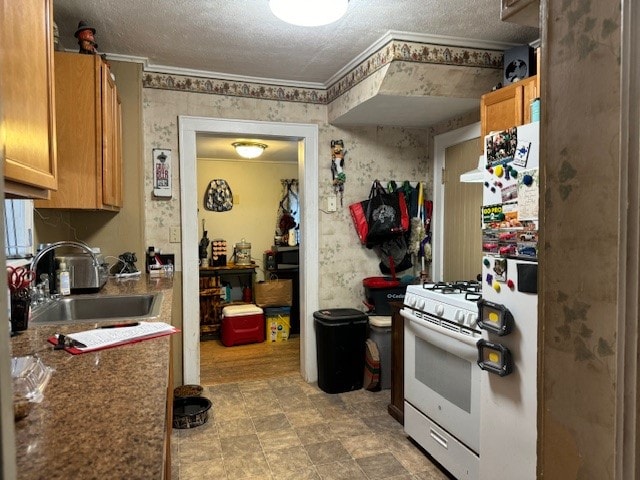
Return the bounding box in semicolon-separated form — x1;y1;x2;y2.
171;373;452;480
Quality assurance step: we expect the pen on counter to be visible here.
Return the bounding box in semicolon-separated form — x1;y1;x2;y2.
100;322;140;329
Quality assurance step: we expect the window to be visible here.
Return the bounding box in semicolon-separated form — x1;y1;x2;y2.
4;199;34;259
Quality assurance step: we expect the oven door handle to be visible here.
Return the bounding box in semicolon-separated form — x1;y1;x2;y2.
400;309;479;353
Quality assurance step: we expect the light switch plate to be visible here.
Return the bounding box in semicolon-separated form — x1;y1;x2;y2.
169;226;181;243
327;195;337;212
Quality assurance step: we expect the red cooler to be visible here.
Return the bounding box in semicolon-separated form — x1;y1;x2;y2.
221;304;264;346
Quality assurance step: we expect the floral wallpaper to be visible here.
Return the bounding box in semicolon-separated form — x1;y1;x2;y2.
141;35;493;311
142;87;432;310
541;0;622;478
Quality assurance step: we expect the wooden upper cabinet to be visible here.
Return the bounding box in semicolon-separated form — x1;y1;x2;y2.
36;52;123;210
101;66;123;208
2;0;58;198
480;75;538;142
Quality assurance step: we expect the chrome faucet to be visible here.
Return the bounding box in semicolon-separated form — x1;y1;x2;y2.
30;241;100;283
29;241;100;308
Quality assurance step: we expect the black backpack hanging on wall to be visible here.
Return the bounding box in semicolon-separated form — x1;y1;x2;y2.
349;180;409;248
204;179;233;212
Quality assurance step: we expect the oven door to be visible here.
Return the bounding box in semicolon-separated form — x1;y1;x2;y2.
401;308;480;454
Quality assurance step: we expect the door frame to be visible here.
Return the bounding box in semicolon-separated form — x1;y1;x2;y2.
432;122;481;282
178;116;319;385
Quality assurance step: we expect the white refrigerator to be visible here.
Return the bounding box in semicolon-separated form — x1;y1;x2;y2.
478;122;539;480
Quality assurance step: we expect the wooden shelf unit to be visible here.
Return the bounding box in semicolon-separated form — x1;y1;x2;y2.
199;264;256;339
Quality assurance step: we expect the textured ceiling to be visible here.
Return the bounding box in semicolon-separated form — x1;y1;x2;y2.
53;0;539;85
53;1;539;160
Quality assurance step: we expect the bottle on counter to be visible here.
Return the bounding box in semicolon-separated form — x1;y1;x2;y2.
57;262;71;296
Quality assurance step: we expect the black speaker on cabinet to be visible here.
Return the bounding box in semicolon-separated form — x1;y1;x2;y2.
503;45;535;85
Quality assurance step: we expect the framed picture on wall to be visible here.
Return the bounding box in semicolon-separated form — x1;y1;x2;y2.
153;148;172;198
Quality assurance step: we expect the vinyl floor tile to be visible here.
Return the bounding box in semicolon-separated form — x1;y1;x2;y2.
172;372;451;480
222;450;271;478
220;433;262;457
258;427;302;451
314;459;368;480
217;417;256;438
356;452;410;479
304;440;352;465
252;413;290;432
264;445;313;476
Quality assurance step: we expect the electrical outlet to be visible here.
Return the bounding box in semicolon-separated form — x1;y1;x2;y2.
169;226;181;243
327;195;337;212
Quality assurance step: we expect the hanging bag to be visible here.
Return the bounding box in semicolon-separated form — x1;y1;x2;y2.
204;179;233;212
349;180;409;247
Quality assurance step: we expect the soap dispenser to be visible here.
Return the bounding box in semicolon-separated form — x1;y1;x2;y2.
57;262;71;296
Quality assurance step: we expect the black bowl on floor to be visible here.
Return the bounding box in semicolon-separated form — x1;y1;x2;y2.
172;396;212;429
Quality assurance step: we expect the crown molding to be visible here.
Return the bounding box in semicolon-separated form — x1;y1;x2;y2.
325;30;519;87
143;64;326;90
86;30;515;92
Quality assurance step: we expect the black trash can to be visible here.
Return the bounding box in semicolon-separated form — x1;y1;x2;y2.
314;308;368;394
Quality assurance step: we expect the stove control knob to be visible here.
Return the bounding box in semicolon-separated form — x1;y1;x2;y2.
467;313;478;328
435;304;445;317
405;295;415;308
416;298;426;310
455;310;465;324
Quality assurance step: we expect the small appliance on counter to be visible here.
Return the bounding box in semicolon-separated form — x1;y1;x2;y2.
271;245;299;270
55;250;109;292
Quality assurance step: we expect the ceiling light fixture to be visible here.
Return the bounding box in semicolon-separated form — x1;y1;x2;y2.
269;0;349;27
232;142;268;159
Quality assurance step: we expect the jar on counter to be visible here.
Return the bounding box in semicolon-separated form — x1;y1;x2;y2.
235;239;251;265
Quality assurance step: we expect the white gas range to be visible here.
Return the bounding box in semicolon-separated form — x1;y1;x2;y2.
401;281;482;480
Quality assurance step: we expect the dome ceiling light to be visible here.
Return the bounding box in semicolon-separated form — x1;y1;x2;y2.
268;0;349;27
232;142;268;159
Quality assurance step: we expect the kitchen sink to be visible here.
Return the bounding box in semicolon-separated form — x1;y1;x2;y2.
30;293;162;325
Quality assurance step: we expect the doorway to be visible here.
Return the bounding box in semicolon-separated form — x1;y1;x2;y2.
442;137;482;281
196;138;300;385
178;117;319;385
432;122;481;281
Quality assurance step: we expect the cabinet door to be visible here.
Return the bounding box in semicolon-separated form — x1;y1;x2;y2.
35;53;100;209
480;84;524;141
522;76;538;125
35;53;122;210
2;0;57;197
480;76;538;141
101;66;123;208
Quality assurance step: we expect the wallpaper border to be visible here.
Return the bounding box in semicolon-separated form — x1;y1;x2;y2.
142;39;503;105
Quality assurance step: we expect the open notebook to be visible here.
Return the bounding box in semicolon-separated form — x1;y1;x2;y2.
48;322;179;354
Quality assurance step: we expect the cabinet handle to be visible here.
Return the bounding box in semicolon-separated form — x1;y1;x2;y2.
430;428;448;449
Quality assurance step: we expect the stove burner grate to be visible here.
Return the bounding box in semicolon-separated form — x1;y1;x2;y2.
423;280;481;294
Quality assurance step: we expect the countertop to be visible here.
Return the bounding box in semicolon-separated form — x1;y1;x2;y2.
10;276;176;480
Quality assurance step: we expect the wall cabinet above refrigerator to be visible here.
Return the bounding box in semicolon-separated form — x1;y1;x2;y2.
480;75;538;144
36;52;122;211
